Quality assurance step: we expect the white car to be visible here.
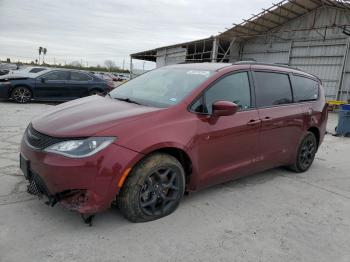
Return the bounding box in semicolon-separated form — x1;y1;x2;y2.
9;66;49;77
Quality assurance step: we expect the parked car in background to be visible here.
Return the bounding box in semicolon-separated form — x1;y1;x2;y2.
0;69;114;103
113;73;130;81
19;62;327;224
93;72;120;87
8;66;49;76
0;63;18;76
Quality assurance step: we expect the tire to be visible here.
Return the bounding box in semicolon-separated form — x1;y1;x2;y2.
288;132;317;173
88;89;103;96
11;86;32;103
118;153;185;222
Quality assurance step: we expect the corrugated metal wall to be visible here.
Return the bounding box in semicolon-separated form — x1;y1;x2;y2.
233;6;350;101
156;47;186;67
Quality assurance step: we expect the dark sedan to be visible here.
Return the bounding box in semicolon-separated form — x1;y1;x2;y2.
0;69;114;103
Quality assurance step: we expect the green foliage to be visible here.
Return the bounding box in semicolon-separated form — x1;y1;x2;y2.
0;59;130;73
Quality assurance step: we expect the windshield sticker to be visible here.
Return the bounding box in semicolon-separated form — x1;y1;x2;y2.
186;70;210;77
169;98;177;103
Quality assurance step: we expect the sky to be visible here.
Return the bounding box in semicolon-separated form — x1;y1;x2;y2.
0;0;271;70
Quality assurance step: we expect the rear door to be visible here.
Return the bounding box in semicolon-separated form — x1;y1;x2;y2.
192;71;261;188
252;70;304;169
66;71;94;98
35;70;69;100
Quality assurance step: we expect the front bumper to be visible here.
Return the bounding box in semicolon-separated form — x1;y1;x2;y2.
0;84;11;99
20;138;142;213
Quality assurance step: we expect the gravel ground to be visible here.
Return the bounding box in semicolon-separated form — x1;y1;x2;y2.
0;101;349;262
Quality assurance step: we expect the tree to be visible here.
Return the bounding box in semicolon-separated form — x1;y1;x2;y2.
38;47;43;64
104;60;116;71
69;61;82;67
43;48;47;63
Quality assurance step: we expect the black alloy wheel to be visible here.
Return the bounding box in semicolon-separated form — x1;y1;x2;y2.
289;132;317;172
139;167;180;216
118;153;185;222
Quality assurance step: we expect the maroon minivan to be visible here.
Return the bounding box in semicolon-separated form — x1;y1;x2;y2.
20;62;328;223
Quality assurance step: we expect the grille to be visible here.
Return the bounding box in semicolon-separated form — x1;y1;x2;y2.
25;124;66;150
27;171;50;197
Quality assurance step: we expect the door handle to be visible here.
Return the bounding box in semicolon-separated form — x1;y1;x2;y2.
247;119;261;126
262;116;273;122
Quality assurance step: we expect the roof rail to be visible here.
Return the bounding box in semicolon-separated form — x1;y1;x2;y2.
233;61;322;82
234;61;299;70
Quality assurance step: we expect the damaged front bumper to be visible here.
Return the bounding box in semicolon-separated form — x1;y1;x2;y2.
20;139;142;214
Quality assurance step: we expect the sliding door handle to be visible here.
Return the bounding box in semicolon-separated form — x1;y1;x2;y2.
247;119;261;126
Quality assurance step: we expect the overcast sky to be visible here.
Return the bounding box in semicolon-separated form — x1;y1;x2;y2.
0;0;271;70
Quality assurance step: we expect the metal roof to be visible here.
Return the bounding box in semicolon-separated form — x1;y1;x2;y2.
219;0;350;39
130;0;350;61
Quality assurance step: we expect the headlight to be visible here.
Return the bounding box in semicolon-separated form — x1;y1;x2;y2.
44;137;116;158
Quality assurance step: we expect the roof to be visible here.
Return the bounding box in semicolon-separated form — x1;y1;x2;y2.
163;62;320;80
164;62;232;71
130;37;213;62
130;0;350;61
219;0;350;40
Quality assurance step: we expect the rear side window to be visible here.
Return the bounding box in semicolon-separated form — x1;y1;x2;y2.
43;71;68;81
254;72;292;107
29;68;45;73
70;71;92;81
291;75;319;102
203;72;251;113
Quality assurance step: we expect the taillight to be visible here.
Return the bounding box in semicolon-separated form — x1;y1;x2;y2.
107;80;114;88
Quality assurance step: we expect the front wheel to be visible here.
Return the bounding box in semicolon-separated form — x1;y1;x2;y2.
118;153;185;222
11;86;32;103
288;132;317;172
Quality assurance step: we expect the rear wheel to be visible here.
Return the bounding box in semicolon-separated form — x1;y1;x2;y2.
88;89;103;96
289;132;317;172
11;86;32;103
118;153;185;222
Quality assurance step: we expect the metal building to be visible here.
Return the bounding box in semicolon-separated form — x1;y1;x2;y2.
130;0;350;101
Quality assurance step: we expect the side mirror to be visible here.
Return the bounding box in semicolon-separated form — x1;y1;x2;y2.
41;78;46;83
212;101;238;117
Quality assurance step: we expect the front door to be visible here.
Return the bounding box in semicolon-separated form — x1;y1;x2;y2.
35;70;69;100
192;71;261;188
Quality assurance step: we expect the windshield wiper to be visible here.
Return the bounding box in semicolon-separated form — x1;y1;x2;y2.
114;97;142;105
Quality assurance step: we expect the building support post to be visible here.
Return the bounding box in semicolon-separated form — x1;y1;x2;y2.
130;56;133;79
211;37;218;62
337;37;350;101
220;37;236;62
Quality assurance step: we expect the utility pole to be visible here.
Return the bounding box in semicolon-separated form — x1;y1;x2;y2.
122;58;125;70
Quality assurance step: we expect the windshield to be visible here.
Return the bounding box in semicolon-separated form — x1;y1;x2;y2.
109;67;214;107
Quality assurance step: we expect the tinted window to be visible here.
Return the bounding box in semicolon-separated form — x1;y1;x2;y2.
201;72;251;114
291;75;319;102
29;68;45;73
254;72;292;107
44;71;68;81
71;71;92;81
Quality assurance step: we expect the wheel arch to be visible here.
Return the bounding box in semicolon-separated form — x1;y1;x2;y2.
138;146;193;186
9;84;33;96
307;126;320;148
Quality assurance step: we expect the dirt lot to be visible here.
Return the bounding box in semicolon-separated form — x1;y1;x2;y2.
0;101;349;262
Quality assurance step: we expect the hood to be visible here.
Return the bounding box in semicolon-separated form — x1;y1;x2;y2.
32;95;162;137
0;74;29;81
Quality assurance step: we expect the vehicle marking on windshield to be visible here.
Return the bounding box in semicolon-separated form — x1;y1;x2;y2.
186;70;210;77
